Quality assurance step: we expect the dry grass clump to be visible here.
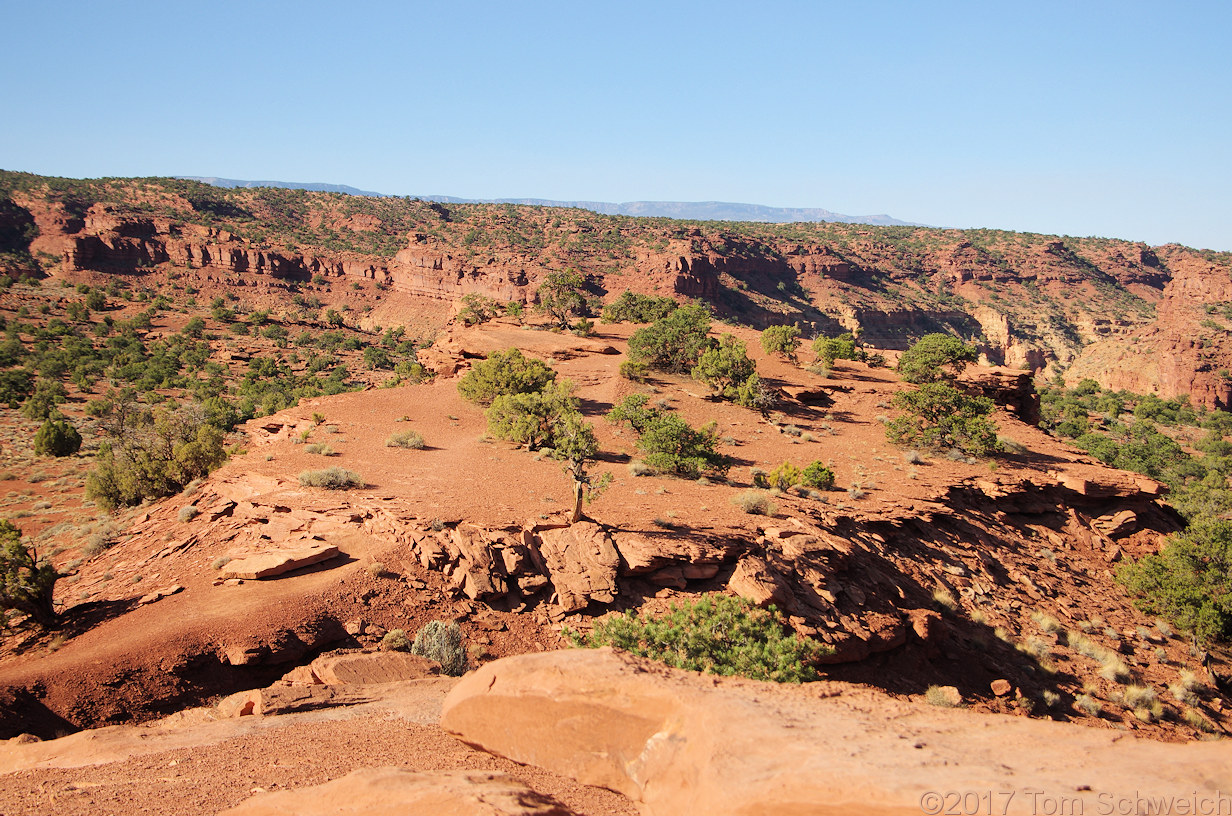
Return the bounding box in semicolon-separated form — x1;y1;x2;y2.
385;430;425;449
627;460;654;477
304;443;335;456
1064;629;1131;683
932;586;957;611
1030;611;1061;634
1168;670;1203;706
732;489;776;516
1073;693;1102;716
298;467;364;490
1182;707;1217;733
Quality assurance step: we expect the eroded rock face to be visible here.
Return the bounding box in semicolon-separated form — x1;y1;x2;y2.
442;650;1232;816
220;768;577;816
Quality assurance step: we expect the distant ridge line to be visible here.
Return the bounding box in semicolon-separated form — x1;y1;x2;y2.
178;176;919;227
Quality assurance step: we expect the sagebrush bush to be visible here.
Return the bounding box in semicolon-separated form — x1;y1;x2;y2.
385;430;425;449
411;620;469;676
570;595;829;683
298;466;364;490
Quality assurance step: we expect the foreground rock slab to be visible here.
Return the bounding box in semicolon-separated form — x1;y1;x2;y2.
220;768;577;816
442;649;1232;816
221;544;341;579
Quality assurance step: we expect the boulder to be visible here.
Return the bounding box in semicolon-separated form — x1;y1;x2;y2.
1091;509;1138;539
442;649;1232;816
534;522;619;613
219;768;575;816
727;556;795;610
220;544;341;580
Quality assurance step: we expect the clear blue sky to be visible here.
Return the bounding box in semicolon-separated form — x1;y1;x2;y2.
2;1;1229;249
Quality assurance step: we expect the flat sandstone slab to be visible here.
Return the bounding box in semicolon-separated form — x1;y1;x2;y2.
219;768;576;816
442;649;1232;816
221;544;341;579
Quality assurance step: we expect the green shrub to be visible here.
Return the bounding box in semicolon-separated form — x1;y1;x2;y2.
885;382;1000;457
411;619;469;676
457;348;556;406
456;293;502;326
800;461;835;490
896;333;977;384
602;291;678;323
86;403;228;511
692;334;756;400
486;380;581;450
761;325;801;358
537;269;591;330
627;302;715;374
362;346;392;370
608;395;728;479
0;520;58;629
298;466;365;490
1118;518;1232;643
0;369;33;408
33;418;81;457
733;373;777;413
812;333;858;367
20;378;67;420
570;595;829;683
767;461;801;491
385;430;425;449
619;360;649;382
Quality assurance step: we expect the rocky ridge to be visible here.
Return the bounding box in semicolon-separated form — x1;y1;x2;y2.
5;173;1232;405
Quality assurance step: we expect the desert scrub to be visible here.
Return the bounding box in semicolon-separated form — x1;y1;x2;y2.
627;460;654;477
381;628;411;652
304;443;335;455
412;620;469;676
177;505;199;523
569;595;828;683
732;489;776;516
385;430;425;449
924;685;961;707
799;461;835;490
298;467;364;490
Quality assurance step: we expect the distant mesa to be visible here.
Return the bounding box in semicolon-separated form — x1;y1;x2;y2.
176;176;917;227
